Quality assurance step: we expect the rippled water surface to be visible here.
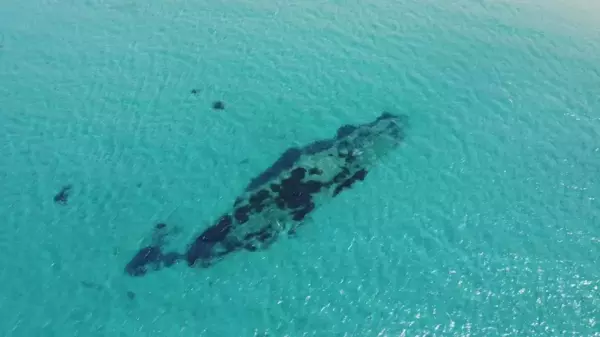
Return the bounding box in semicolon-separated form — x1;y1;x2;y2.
1;0;599;336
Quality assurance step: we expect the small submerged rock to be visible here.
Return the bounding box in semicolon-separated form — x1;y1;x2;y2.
53;185;72;205
212;101;225;110
126;291;136;300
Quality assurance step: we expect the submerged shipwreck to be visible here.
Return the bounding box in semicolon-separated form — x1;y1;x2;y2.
125;112;408;277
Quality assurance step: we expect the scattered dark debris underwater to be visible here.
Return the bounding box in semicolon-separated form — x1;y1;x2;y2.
212;100;225;110
53;184;73;205
124;112;408;277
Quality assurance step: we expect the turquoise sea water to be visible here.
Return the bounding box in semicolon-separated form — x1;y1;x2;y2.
1;0;599;336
